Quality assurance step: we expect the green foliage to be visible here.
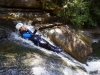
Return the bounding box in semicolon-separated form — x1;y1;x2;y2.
89;0;100;26
56;0;100;28
42;0;100;28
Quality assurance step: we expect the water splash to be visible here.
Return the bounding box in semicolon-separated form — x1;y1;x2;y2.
84;60;100;75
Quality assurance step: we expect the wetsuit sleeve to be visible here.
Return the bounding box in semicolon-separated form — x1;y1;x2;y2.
27;29;33;34
33;29;38;35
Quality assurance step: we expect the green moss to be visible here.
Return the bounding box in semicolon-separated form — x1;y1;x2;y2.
78;35;91;45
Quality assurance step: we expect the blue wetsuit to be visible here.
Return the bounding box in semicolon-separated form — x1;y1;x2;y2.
20;29;36;39
20;29;63;53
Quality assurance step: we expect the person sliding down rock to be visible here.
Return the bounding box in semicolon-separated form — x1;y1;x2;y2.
15;23;63;53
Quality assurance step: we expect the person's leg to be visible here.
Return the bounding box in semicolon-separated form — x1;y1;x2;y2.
39;38;63;53
29;35;39;46
47;43;63;53
39;39;50;49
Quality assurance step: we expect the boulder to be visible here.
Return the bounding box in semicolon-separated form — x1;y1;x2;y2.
46;26;92;62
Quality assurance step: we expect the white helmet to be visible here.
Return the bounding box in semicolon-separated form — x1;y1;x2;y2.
15;23;23;30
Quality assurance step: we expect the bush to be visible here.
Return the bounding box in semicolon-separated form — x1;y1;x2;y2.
57;0;99;28
42;0;100;28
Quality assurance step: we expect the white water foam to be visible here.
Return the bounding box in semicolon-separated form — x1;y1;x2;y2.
63;67;88;75
32;66;48;75
92;38;100;43
83;60;100;75
10;32;35;47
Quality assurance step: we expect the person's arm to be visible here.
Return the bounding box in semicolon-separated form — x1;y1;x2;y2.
33;27;39;35
27;29;33;34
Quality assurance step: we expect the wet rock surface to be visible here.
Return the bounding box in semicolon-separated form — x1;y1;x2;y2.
0;38;87;75
0;0;62;14
46;26;92;62
0;27;11;41
0;67;31;75
0;0;41;8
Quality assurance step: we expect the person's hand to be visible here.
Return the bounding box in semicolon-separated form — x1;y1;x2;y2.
35;27;39;30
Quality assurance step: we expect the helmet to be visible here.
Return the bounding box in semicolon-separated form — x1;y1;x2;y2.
15;23;23;30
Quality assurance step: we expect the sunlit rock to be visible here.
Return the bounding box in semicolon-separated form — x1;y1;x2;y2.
47;26;92;62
